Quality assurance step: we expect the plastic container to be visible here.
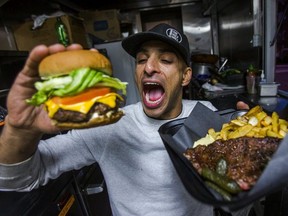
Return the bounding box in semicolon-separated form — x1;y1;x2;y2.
258;82;279;96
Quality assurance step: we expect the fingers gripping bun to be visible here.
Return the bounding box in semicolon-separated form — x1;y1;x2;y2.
39;50;112;77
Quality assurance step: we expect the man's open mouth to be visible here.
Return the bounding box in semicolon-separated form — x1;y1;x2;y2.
143;82;165;108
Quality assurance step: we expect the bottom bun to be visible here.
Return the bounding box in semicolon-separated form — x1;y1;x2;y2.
52;110;124;129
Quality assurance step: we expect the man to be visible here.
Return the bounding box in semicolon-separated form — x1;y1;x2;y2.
0;23;249;215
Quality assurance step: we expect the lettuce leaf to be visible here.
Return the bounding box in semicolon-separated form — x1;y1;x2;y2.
26;68;127;106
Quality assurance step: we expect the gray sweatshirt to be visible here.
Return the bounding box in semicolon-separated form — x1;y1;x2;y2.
0;100;250;216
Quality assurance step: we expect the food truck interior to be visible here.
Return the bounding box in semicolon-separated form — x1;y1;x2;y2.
0;0;288;215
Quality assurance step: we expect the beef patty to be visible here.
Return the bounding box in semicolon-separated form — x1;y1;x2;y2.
53;99;122;123
184;137;281;190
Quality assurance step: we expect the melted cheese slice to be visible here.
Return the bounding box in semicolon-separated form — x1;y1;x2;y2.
45;93;122;118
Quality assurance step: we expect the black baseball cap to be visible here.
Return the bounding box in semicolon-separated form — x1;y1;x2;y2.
122;23;190;66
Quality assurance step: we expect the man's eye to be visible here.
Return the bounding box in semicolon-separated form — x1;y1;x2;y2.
161;59;172;64
137;58;147;64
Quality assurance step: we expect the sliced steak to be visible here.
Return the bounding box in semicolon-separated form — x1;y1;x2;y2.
184;137;281;190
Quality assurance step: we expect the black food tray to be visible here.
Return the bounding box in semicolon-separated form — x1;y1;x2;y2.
158;102;288;212
159;118;220;203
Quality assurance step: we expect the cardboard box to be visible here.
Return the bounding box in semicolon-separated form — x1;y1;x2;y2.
79;10;121;42
12;15;88;51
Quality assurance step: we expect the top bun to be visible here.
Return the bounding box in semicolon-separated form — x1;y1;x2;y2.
39;50;112;77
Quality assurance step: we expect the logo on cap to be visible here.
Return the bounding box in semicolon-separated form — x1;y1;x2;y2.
166;28;182;43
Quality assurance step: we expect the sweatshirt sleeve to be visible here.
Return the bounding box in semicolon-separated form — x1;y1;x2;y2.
0;128;103;192
0;150;41;191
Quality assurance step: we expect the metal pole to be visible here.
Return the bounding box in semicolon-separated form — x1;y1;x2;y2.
264;0;277;82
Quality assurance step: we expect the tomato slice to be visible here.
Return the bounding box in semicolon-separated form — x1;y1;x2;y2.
52;87;111;105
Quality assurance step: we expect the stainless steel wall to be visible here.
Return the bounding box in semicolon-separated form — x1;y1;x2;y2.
182;3;213;56
216;0;262;71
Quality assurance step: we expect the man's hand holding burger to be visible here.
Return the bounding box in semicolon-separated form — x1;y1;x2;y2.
0;44;127;164
26;46;127;129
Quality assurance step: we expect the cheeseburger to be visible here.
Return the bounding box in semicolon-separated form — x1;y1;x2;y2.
26;50;127;129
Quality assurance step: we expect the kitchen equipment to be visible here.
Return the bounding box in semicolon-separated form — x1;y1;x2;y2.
191;54;219;64
218;58;228;73
192;63;216;81
0;106;7;126
191;54;219;81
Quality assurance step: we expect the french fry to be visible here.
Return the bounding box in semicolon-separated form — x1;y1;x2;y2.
245;105;262;117
228;124;253;139
256;111;267;122
246;130;256;137
259;125;272;137
279;119;288;126
213;106;287;140
254;133;265;138
231;119;247;127
215;132;222;140
220;126;233;140
252;126;261;133
248;116;259;126
208;128;218;140
195;105;288;146
222;123;230;129
261;116;272;127
237;124;254;136
279;129;287;138
279;123;287;132
267;130;281;138
272;112;279;133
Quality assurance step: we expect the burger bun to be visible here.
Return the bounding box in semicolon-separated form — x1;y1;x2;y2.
39;50;112;77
